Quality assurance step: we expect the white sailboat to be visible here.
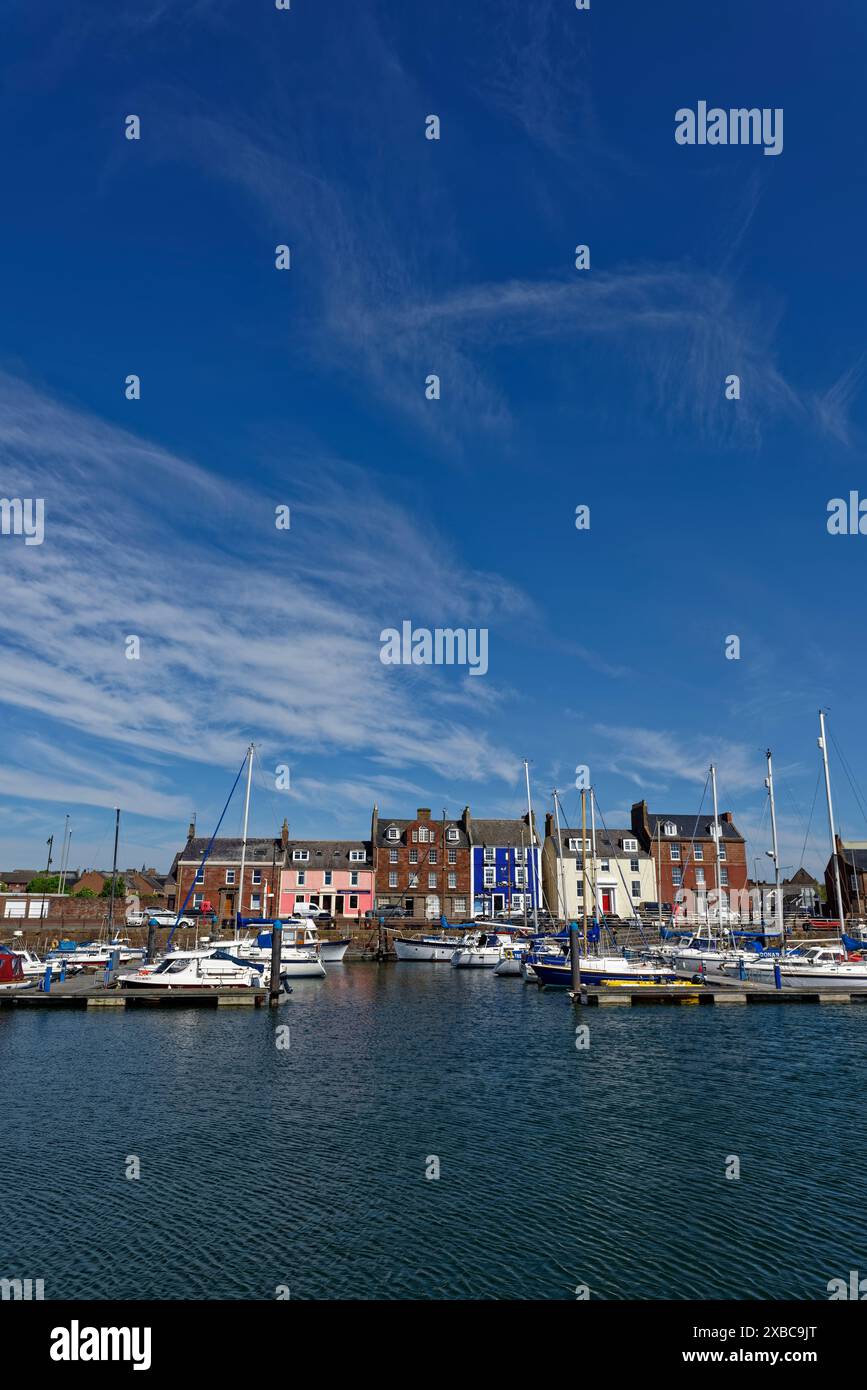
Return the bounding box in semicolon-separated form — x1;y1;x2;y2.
724;715;867;991
451;930;517;968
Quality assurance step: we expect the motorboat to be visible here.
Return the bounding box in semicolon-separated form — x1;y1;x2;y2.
119;949;280;991
46;936;145;970
9;946;64;978
718;944;867;991
229;929;326;980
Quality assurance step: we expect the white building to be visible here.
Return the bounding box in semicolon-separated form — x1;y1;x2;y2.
542;821;657;920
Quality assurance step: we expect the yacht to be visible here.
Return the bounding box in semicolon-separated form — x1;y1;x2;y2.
229;928;327;980
451;931;516;969
119;949;281;992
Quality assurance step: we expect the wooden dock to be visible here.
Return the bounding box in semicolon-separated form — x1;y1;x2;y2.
0;974;266;1009
570;985;867;1006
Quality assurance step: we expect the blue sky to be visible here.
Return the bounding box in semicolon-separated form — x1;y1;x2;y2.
1;0;866;880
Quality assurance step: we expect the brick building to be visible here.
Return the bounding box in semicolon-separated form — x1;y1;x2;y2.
371;805;471;920
827;838;867;919
172;819;285;924
631;800;748;919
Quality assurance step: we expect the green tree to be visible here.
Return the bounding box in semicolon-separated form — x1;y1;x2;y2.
73;887;97;899
100;876;126;897
26;874;65;894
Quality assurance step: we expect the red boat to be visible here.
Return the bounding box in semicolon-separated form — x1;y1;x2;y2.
0;946;29;990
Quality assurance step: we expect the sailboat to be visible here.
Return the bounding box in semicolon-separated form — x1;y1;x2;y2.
724;715;867;990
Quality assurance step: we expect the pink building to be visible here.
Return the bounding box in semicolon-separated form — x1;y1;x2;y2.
278;840;374;919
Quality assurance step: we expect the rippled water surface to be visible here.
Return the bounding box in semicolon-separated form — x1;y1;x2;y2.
2;963;866;1299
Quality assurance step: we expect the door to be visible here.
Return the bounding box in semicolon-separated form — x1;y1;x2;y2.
492;893;505;914
601;891;612;915
335;895;344;916
425;895;440;920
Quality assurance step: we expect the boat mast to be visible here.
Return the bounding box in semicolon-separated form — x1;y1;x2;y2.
657;818;662;929
581;788;589;954
520;827;528;929
107;807;121;933
764;751;786;954
819;710;845;933
57;815;71;895
236;742;255;933
589;787;599;920
523;759;539;932
710;764;722;935
552;790;568;922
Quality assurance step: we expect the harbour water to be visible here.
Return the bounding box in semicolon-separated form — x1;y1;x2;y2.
3;962;866;1300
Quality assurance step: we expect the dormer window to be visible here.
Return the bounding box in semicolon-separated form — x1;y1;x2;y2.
292;850;309;862
663;821;677;837
623;837;638;853
447;828;459;842
349;850;365;862
386;827;399;842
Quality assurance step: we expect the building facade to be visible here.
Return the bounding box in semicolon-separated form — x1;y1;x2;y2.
173;827;283;923
371;805;471;920
542;818;657;920
826;838;867;919
468;814;542;918
631;801;748;919
278;841;374;918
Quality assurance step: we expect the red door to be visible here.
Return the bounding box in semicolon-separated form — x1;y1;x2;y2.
601;891;612;914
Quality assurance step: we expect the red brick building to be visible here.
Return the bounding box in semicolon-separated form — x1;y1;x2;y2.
172;819;286;924
371;805;472;920
631;801;748;917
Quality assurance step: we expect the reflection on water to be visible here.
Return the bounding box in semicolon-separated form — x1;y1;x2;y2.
2;963;864;1299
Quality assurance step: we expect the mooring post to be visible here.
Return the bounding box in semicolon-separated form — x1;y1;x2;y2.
269;921;283;1007
569;921;581;992
773;962;782;991
145;922;156;964
103;948;120;988
42;965;52;993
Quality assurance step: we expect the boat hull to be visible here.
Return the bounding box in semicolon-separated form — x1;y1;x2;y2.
394;936;458;962
530;957;678;988
319;939;350;963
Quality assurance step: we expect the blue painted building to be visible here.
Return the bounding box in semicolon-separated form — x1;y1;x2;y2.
469;815;542;919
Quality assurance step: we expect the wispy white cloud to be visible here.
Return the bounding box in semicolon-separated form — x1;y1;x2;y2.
0;372;532;826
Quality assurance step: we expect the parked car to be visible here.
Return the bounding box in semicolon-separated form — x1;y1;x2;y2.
292;903;332;921
364;904;410;920
137;908;195;928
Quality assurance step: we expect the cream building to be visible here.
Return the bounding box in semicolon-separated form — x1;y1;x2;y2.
542;819;658;920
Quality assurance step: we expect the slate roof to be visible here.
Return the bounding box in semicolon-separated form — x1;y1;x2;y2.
176;837;280;863
469;818;538;848
286;840;372;868
555;829;651;859
375;819;470;848
0;869;43;884
646;813;743;842
840;848;867;872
